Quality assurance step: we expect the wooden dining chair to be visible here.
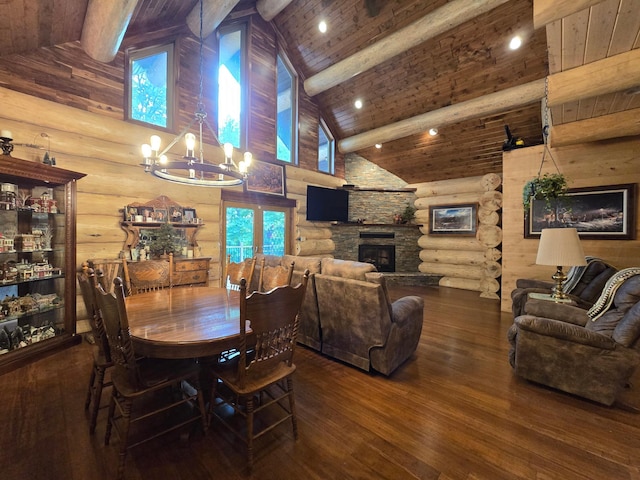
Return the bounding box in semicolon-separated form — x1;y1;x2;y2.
257;258;295;292
225;255;256;292
209;270;309;470
87;258;122;293
95;277;207;480
121;253;173;295
77;265;112;434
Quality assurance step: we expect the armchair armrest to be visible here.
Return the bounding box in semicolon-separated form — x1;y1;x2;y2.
391;296;424;327
515;315;616;350
523;298;589;326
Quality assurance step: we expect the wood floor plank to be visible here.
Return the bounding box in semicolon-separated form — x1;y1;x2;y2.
1;285;639;479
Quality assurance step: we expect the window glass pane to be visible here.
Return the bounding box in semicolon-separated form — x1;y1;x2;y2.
218;29;242;148
277;55;295;163
131;50;169;128
263;210;286;256
318;120;334;174
226;207;254;262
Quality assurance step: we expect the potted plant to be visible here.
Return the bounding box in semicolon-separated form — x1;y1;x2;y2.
522;173;568;211
148;223;181;258
400;203;417;224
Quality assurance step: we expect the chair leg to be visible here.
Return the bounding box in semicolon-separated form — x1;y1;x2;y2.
85;361;97;410
192;376;208;433
89;365;106;434
286;377;298;439
105;389;116;446
116;398;133;480
208;377;220;428
246;395;255;471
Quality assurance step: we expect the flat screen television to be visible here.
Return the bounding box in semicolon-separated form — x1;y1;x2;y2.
306;185;349;222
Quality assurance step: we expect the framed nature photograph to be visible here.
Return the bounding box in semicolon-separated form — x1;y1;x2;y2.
246;160;286;196
429;203;478;236
525;183;636;239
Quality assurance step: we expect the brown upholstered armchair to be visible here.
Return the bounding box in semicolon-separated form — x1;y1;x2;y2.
511;257;617;317
508;268;640;406
315;260;424;376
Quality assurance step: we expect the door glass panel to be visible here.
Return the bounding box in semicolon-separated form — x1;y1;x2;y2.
225;207;254;262
263;210;285;256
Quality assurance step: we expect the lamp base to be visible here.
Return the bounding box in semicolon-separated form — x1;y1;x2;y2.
549;266;568;300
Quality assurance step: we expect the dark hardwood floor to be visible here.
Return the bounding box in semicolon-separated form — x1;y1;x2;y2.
2;286;639;480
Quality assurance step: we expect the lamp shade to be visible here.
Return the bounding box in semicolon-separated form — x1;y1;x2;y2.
536;228;587;267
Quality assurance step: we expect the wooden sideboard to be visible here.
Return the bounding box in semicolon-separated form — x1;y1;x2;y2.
173;257;210;286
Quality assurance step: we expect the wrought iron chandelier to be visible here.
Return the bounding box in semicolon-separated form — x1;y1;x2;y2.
140;0;251;187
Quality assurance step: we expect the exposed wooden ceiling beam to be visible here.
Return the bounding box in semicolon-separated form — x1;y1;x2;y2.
550;108;640;147
546;49;640;106
187;0;240;39
303;0;510;97
256;0;294;22
533;0;603;29
338;79;545;153
81;0;139;62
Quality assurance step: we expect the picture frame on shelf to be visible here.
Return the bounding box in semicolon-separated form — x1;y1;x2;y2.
428;203;478;236
183;208;197;223
125;205;139;221
169;206;183;223
246;160;286;196
524;183;636;240
152;208;168;222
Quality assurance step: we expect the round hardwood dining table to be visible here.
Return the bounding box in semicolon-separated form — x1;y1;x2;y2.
125;286;248;359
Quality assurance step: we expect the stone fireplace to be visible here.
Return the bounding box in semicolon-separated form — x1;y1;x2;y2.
358;244;395;272
330;224;421;273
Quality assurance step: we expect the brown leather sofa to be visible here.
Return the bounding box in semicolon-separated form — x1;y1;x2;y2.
508;268;640;405
253;254;424;376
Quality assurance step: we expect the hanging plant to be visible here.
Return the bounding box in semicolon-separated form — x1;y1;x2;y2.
522;173;568;211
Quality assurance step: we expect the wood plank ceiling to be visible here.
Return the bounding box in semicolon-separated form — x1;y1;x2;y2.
0;0;638;184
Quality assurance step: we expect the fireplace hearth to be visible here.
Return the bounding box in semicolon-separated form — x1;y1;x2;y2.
359;244;395;272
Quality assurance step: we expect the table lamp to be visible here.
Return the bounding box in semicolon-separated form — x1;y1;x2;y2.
536;228;587;300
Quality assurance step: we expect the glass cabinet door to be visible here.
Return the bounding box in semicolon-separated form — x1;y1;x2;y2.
0;185;66;354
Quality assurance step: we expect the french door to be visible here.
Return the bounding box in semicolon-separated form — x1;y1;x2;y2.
223;201;290;262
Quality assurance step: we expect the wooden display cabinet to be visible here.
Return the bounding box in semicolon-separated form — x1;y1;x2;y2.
0;156;85;375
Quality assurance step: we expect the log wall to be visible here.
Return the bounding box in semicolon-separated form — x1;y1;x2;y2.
410;173;503;299
501;140;640;312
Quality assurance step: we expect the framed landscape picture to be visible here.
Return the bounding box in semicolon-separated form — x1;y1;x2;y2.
246;160;286;196
525;183;636;239
429;203;478;236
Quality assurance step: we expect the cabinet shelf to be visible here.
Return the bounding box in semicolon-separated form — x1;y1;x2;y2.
0;302;64;325
123;221;204;227
0;273;64;287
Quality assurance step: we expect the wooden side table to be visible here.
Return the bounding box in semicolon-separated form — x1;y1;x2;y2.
528;292;576;305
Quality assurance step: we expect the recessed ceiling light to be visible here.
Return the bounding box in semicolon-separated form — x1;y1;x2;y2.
318;21;327;33
429;128;438;136
375;143;382;149
509;35;522;50
354;99;363;109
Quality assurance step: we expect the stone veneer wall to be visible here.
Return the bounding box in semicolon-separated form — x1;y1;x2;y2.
345;153;416;223
330;224;422;272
